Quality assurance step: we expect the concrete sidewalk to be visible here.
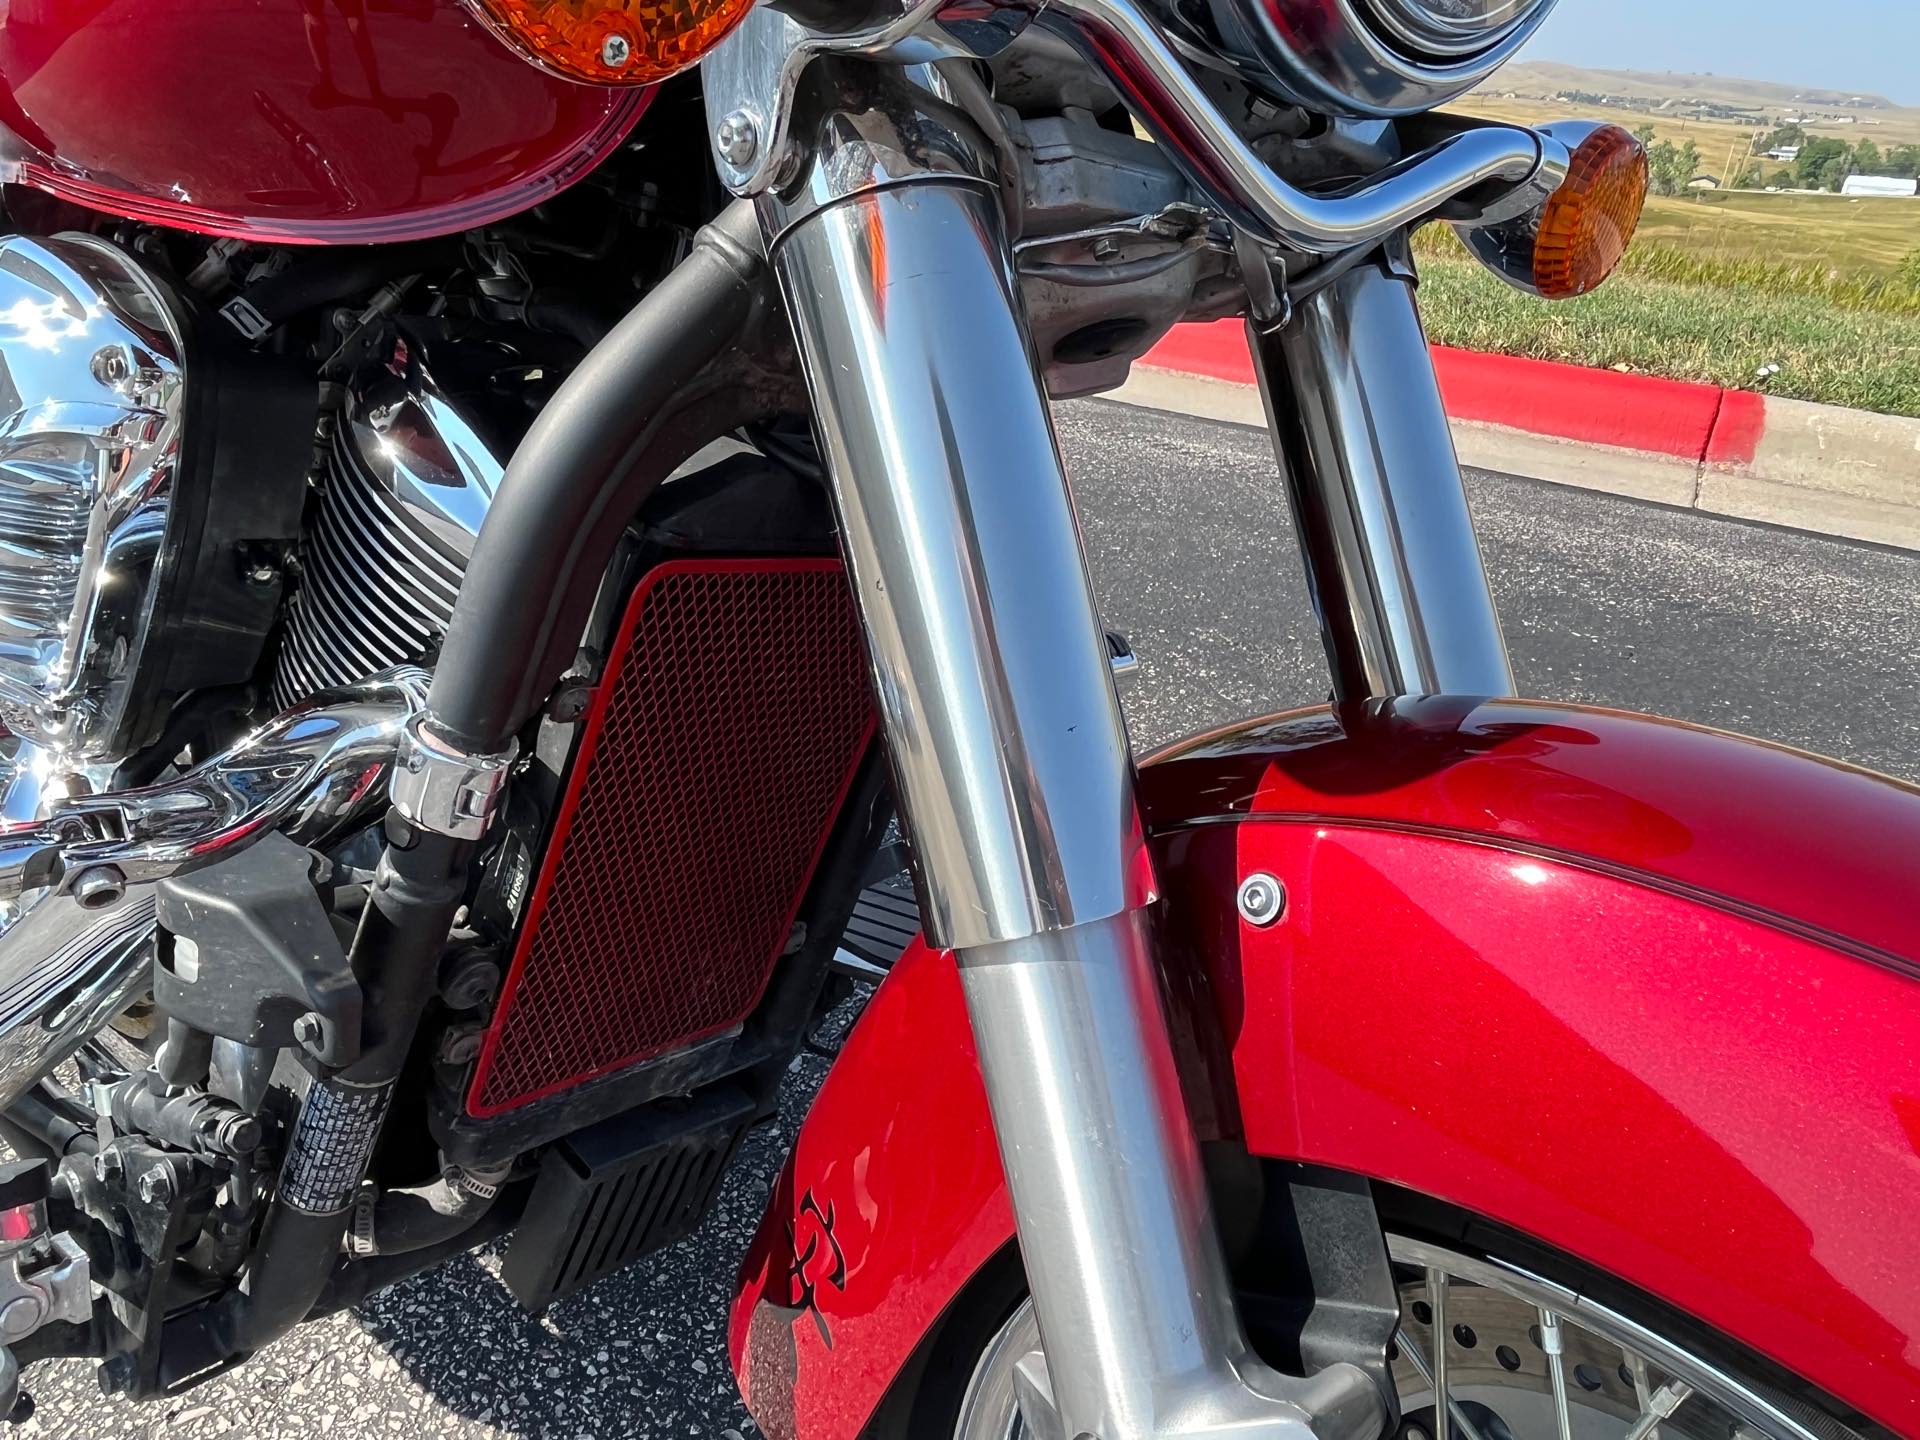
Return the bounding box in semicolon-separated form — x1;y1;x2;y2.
1119;321;1920;551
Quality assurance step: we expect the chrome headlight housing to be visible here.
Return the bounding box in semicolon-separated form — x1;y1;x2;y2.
1207;0;1560;117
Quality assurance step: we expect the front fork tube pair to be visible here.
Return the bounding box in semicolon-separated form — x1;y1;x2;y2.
764;114;1509;1440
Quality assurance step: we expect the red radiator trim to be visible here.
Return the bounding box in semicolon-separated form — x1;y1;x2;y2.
467;557;874;1117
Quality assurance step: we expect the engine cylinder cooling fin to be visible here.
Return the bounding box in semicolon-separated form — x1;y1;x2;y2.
466;557;875;1117
274;373;503;708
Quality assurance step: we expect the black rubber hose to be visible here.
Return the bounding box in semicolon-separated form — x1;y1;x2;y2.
426;199;779;753
4;1087;96;1157
159;830;472;1386
359;1175;495;1256
236;242;454;328
304;1185;527;1321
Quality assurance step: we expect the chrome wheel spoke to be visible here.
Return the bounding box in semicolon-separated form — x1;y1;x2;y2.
1429;1267;1451;1440
1396;1326;1494;1440
1537;1306;1576;1440
1623;1381;1696;1440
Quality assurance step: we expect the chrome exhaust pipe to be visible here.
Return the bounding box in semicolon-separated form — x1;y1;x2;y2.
0;667;431;1109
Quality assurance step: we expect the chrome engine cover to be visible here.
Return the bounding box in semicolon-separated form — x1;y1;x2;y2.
0;234;184;768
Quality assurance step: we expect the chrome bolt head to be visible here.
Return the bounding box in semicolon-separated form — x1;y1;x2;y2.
599;32;632;68
136;1166;172;1206
715;110;760;168
1236;872;1286;927
292;1011;326;1054
70;866;126;911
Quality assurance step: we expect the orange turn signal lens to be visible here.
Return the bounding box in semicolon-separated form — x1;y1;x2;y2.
465;0;753;85
1531;125;1648;299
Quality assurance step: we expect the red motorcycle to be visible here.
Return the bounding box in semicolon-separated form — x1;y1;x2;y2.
0;0;1911;1437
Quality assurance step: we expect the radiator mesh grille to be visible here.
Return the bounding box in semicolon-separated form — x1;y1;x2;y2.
467;558;873;1116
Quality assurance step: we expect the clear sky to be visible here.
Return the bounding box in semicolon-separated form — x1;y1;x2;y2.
1517;0;1920;107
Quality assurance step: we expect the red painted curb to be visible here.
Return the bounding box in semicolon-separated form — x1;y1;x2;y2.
1138;320;1767;467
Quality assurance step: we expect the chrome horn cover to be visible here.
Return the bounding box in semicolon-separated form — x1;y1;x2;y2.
0;234;185;761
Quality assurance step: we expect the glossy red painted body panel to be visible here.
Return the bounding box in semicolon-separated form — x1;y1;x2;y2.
732;702;1920;1440
0;0;651;243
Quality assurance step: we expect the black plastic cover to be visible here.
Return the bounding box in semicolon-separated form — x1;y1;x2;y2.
501;1084;753;1311
154;833;361;1068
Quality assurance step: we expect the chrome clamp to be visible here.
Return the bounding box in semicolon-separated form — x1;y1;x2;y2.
389;717;517;842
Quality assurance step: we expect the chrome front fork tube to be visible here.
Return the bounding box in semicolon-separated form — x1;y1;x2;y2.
1248;261;1514;701
763;75;1382;1440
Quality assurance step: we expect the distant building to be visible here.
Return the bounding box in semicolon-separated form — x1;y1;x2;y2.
1841;175;1919;198
1765;146;1801;161
1688;175;1721;190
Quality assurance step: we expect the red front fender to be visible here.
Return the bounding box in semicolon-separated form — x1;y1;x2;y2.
731;700;1920;1440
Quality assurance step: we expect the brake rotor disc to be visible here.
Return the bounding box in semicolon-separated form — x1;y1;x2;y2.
955;1234;1859;1440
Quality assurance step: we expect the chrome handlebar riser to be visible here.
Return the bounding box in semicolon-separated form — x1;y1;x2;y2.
706;0;1551;258
1036;0;1545;252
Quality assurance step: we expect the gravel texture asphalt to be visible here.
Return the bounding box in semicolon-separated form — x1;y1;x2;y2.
14;399;1919;1439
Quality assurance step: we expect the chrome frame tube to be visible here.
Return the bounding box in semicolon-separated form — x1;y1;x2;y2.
1249;262;1513;700
765;68;1382;1440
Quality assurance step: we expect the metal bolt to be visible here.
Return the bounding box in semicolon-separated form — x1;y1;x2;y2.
92;1148;122;1186
70;866;126;911
546;678;593;724
210;1112;264;1155
292;1011;326;1054
599;32;631;67
89;346;131;387
135;1166;172;1206
247;560;279;586
1236;872;1286;927
1091;236;1122;263
715;109;760;169
0;1295;42;1340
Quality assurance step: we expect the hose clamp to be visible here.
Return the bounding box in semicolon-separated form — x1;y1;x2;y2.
389;716;517;841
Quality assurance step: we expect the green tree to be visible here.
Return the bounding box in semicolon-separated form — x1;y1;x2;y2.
1793;137;1851;189
1752;122;1808;155
1769;165;1796;189
1647;140;1703;196
1886;144;1920;179
1904;250;1920;293
1855;139;1884;175
1634;123;1658;147
1733;161;1762;189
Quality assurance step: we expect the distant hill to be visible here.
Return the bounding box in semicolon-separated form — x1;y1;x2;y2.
1488;62;1898;114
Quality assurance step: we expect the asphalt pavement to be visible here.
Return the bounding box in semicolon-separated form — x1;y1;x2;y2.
17;399;1920;1439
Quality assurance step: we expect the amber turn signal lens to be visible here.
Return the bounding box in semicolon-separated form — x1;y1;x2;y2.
465;0;753;85
1531;125;1648;299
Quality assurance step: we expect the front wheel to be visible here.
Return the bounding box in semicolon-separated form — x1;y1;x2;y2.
948;1233;1861;1440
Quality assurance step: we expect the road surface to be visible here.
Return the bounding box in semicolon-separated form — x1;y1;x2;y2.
18;399;1920;1439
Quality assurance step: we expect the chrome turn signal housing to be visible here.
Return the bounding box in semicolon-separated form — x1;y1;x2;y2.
1455;123;1649;299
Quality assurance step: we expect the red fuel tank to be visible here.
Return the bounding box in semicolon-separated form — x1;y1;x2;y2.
0;0;652;243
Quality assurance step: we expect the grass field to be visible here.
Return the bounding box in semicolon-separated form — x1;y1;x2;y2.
1633;191;1919;275
1414;247;1920;418
1415;73;1920;416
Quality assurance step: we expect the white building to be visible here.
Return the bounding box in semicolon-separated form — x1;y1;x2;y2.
1841;175;1919;197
